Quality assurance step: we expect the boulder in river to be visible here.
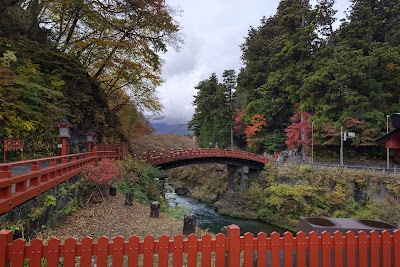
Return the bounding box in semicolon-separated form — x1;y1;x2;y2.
175;187;190;196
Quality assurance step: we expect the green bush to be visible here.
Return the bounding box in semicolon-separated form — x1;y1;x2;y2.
44;195;57;207
115;158;165;203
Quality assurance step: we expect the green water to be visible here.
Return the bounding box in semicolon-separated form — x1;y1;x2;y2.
166;186;287;235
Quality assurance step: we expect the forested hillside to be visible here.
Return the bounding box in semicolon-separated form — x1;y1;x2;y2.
0;0;180;158
189;0;400;160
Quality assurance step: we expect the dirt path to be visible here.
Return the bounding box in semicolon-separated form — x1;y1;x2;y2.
42;194;183;241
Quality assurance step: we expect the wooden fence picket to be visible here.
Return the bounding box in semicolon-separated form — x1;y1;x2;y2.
128;236;139;267
333;231;343;267
201;234;212;267
143;235;154;267
63;237;77;267
97;236;109;267
158;235;170;267
112;236;124;267
370;231;380;267
358;231;368;267
227;225;240;267
321;231;331;266
29;238;43;267
394;231;400;266
215;233;225;267
243;232;254;267
346;231;356;267
296;232;306;267
80;237;93;267
309;231;319;267
270;232;280;267
283;232;293;267
172;235;183;267
256;232;267;267
381;231;391;267
11;239;25;267
46;237;60;267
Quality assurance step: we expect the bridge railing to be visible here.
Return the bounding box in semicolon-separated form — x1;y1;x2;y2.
0;146;120;215
136;148;268;165
1;225;398;267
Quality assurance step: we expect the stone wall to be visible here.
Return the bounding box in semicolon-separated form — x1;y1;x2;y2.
0;175;89;240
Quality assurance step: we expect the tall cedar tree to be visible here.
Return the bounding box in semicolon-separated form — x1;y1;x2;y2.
237;0;316;153
188;72;236;148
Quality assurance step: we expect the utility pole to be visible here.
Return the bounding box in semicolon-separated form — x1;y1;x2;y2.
387;115;390;169
311;122;314;165
340;126;344;166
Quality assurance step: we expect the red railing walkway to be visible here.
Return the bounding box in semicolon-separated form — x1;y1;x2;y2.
0;144;127;215
0;225;398;267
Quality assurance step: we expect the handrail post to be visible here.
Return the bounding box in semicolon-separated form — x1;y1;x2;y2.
93;146;98;158
50;159;57;167
31;161;39;172
227;225;240;267
117;147;121;160
0;165;11;180
61;155;68;164
0;165;12;199
0;229;12;267
30;161;40;186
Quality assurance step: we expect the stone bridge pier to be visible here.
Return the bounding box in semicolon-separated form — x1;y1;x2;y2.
227;164;259;193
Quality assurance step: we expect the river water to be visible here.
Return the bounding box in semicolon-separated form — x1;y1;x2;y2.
165;185;287;236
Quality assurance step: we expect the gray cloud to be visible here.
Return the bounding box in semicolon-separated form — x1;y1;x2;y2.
156;0;351;125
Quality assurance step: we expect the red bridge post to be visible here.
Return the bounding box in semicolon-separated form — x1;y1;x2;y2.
0;165;11;199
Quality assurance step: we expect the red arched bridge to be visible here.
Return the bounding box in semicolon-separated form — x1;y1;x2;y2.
135;148;268;171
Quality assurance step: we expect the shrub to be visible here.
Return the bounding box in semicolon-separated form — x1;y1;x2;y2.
115;158;165;203
44;195;56;207
82;159;122;185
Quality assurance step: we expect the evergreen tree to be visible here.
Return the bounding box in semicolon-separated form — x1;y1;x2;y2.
238;0;317;153
188;72;235;148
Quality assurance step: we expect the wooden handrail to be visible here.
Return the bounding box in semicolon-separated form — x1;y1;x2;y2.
0;147;120;215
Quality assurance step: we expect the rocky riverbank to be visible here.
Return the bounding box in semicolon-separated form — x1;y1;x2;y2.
168;162;400;232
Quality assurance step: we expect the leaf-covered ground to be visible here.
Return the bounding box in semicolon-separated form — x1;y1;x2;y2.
42;194;183;241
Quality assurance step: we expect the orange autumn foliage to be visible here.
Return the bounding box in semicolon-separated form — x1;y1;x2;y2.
245;114;267;142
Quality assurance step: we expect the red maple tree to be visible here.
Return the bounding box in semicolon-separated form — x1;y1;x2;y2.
285;111;312;149
82;159;122;185
233;109;246;135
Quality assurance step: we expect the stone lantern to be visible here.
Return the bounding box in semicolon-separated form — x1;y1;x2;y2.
56;119;73;156
86;131;95;152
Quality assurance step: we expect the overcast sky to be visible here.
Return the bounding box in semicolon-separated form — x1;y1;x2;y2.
155;0;351;125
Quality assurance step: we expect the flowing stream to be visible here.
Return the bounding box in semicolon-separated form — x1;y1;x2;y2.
165;184;287;235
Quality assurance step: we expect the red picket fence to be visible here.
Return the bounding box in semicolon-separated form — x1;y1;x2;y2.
1;225;399;267
0;146;121;215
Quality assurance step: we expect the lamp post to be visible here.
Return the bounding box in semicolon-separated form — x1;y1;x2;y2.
86;131;95;152
387;115;390;169
56;119;73;157
340;127;355;166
